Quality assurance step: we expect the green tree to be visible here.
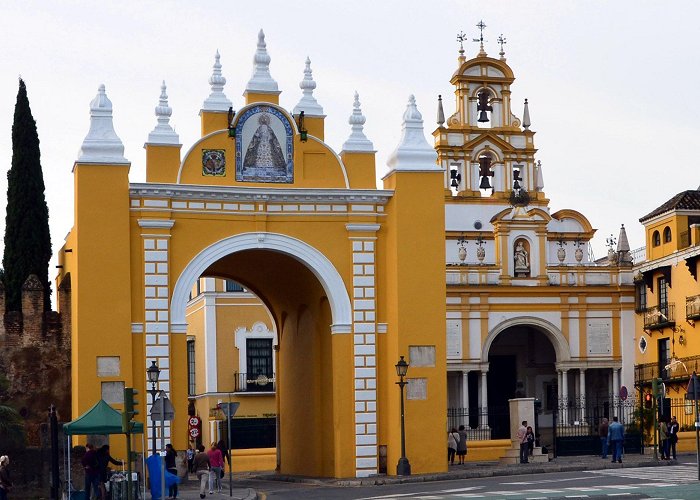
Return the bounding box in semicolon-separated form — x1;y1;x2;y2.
3;78;52;311
0;404;25;448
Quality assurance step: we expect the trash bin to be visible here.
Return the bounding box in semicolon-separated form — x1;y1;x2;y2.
109;472;139;500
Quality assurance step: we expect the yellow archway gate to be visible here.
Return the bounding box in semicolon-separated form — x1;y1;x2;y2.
57;46;446;478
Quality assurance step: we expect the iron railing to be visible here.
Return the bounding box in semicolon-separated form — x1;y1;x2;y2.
555;396;637;436
687;295;700;321
643;303;675;330
233;372;275;393
635;355;700;386
447;406;511;440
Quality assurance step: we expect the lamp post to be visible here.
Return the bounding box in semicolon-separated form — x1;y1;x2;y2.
395;356;411;476
147;361;161;456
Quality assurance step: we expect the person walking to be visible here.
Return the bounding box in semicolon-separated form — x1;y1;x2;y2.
668;416;679;460
658;418;669;460
517;421;529;464
0;456;12;500
607;416;625;463
186;446;195;474
207;442;224;494
165;444;179;499
192;445;210;499
457;425;468;465
598;418;609;459
447;428;458;465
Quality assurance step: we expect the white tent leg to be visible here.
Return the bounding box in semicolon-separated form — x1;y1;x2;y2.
66;435;71;499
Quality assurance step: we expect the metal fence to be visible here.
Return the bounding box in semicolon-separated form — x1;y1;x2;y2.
447;406;511;440
555;396;638;436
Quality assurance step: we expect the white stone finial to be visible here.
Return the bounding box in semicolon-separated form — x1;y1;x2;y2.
147;81;179;145
342;91;374;152
386;95;439;172
77;84;128;164
293;57;324;116
202;50;232;112
535;159;545;191
437;95;445;126
245;29;279;94
523;98;531;131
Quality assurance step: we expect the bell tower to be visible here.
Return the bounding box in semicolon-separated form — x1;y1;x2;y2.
435;26;546;205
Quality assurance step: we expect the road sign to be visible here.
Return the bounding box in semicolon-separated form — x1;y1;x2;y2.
220;402;240;418
188;416;200;427
150;392;175;421
189;427;200;438
619;386;628;401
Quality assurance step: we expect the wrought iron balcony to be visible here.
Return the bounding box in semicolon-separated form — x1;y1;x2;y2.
687;295;700;321
635;354;700;386
234;372;275;393
643;303;675;331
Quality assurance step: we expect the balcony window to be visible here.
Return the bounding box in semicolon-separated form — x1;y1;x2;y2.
652;231;661;247
635;283;647;313
687;294;700;321
187;339;196;396
658;338;670;380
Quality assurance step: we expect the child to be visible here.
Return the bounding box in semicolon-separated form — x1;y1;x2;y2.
526;426;535;456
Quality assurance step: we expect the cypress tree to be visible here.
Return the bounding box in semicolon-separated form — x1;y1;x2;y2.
3;79;52;311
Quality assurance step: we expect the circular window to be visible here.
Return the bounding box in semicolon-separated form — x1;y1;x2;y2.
638;336;648;354
474;220;483;230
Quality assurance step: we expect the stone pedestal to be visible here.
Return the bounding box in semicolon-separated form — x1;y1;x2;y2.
499;397;548;464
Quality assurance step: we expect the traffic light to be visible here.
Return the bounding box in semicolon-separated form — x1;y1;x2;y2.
644;393;652;409
121;387;139;433
652;378;660;397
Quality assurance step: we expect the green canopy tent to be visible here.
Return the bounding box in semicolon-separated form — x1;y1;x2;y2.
64;399;143;436
64;399;145;498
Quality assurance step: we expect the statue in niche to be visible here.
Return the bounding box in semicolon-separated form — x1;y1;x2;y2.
514;380;526;398
514;240;530;276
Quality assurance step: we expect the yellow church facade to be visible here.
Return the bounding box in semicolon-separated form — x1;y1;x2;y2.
58;28;644;477
57;31;446;478
436;39;636;451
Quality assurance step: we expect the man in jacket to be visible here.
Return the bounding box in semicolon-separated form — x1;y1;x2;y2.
517;421;529;464
607;416;625;463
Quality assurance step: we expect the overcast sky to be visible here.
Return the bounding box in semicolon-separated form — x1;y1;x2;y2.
0;0;697;286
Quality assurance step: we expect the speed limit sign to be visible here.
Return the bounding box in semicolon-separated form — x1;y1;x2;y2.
189;427;200;438
188;416;200;427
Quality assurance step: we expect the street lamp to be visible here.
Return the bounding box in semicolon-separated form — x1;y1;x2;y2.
395;356;411;476
147;361;161;456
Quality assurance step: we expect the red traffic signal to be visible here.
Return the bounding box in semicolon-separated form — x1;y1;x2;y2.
644;393;652;409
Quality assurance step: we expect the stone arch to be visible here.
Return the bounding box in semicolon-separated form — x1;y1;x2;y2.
481;316;571;363
171;232;352;334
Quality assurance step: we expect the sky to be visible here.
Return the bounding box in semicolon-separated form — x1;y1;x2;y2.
0;0;698;289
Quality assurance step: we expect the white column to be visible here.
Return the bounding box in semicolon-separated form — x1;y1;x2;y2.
612;368;620;417
579;368;587;423
480;371;489;429
462;371;469;409
562;369;569;424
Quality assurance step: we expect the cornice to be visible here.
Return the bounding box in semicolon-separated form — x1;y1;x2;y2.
129;183;393;205
635;245;700;273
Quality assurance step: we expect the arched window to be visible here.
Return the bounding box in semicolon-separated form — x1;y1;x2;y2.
652;231;661;247
663;226;672;243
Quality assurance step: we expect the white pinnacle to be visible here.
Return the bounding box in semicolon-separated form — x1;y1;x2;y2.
386;95;439;172
202;50;232;112
245;29;279;94
535;160;545;191
293;57;324;116
77;84;128;164
523;98;531;131
148;81;179;145
342;92;374;152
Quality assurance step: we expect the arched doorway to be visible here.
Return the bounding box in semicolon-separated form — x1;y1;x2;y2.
487;325;557;438
172;234;352;477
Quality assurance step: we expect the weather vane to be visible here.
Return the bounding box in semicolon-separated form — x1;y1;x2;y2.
457;31;467;55
473;20;487;44
497;34;507;57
